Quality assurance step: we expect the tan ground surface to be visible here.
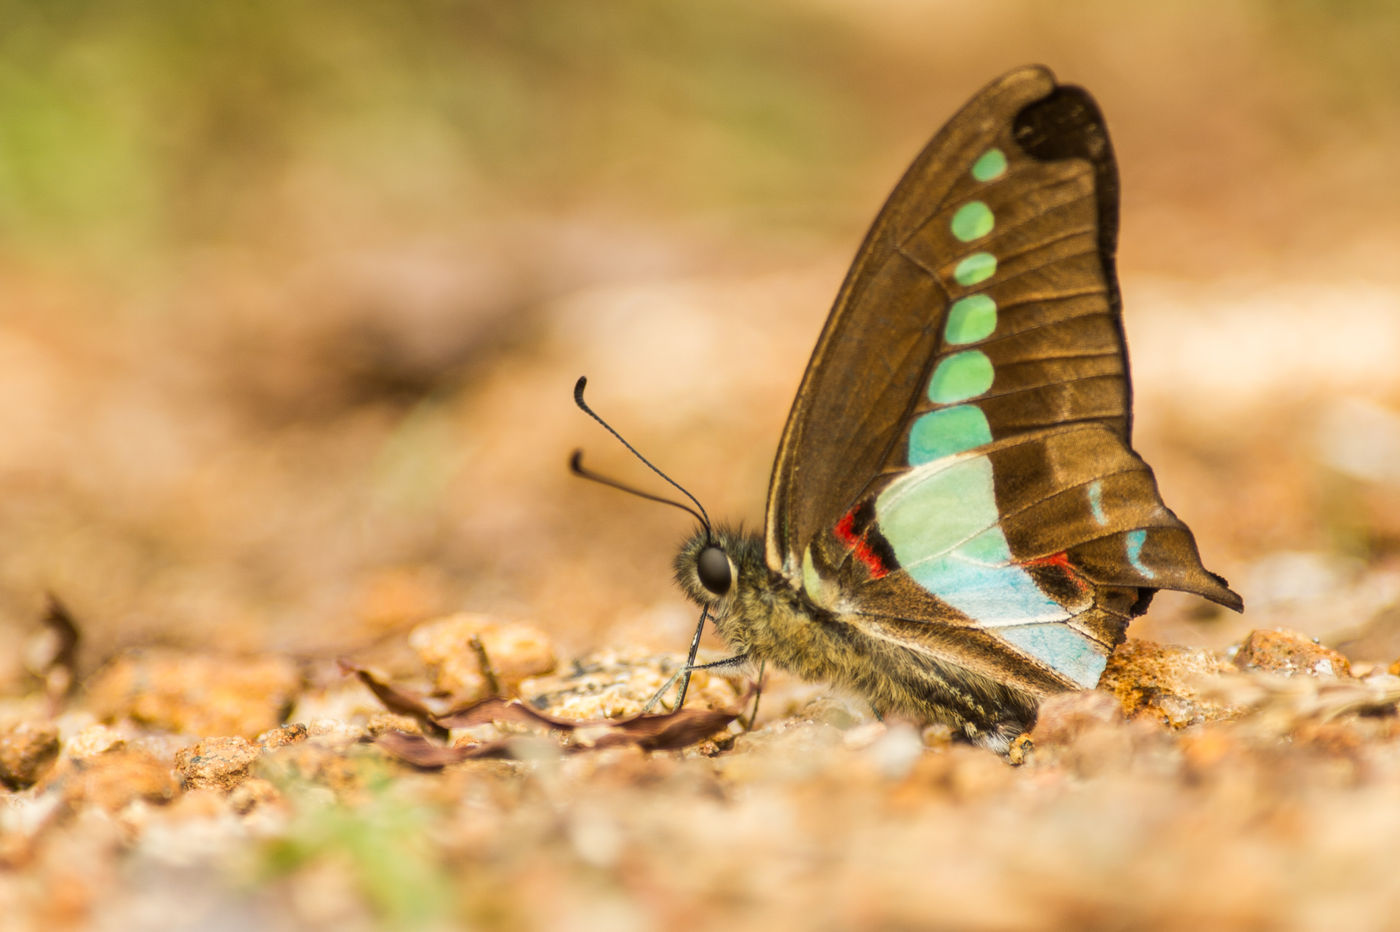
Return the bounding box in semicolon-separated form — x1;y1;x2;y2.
3;3;1400;928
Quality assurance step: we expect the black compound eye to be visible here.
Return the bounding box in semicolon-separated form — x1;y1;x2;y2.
696;545;732;595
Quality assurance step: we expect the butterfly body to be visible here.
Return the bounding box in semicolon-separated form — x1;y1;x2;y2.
661;65;1242;747
677;527;1046;741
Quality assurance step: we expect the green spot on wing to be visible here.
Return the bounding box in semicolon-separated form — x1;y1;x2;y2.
1126;529;1155;578
1087;479;1106;525
950;201;994;242
971;147;1007;182
907;405;992;463
927;350;993;403
953;252;996;286
944;294;997;344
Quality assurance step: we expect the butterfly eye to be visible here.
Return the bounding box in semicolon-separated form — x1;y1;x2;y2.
696;545;732;595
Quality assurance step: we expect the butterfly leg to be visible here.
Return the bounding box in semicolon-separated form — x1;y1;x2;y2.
645;605;710;714
641;651;752;714
744;659;766;731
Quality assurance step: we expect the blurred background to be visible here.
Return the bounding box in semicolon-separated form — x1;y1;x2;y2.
2;0;1398;681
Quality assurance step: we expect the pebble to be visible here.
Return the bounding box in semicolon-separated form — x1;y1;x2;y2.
1100;639;1244;728
0;722;61;789
408;613;556;700
256;723;309;749
58;749;178;812
1233;628;1353;678
1030;689;1124;747
65;724;127;759
174;737;259;792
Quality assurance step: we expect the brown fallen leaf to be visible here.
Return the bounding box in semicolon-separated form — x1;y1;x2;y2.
595;706;742;751
374;703;740;769
434;695;741;750
339;660;449;740
359;681;741;768
375;730;515;768
347;659;742;767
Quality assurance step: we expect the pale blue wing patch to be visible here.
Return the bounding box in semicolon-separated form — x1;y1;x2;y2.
875;455;1069;626
997;623;1107;688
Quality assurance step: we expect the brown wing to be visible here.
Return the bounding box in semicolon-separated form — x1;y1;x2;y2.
765;65;1240;625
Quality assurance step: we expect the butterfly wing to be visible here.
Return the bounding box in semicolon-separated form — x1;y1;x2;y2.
765;65;1240;690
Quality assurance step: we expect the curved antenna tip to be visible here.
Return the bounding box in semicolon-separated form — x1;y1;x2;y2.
569;373;713;534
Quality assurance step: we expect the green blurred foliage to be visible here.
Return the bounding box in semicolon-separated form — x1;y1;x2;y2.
1;0;1398;275
1268;0;1400;115
257;761;456;928
0;0;866;264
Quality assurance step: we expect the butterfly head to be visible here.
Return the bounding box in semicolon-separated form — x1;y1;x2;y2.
673;526;765;611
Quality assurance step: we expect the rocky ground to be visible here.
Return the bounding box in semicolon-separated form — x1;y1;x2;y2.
4;609;1400;931
4;4;1400;930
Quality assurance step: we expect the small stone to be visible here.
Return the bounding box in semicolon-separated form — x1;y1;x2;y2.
799;695;868;730
409;613;556;701
285;682;386;730
257;722;309;749
920;722;958;749
1030;690;1124;747
1176;727;1239;773
365;713;423;738
306;719;366;745
863;723;924;780
841;721;888;751
174;736;260;792
1006;734;1033;765
905;743;1016;800
1234;628;1353;678
60;749;178;811
0;722;60;789
1100;639;1243;728
65;724;127;759
86;649;302;738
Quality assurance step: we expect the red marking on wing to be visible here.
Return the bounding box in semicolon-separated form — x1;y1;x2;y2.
834;509;890;580
1021;550;1089;592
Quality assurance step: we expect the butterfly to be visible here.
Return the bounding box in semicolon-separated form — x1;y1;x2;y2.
576;65;1242;750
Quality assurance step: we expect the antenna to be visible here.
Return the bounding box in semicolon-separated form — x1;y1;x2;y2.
571;376;713;536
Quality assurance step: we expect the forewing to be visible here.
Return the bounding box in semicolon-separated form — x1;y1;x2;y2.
767;65;1241;688
765;65;1130;574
